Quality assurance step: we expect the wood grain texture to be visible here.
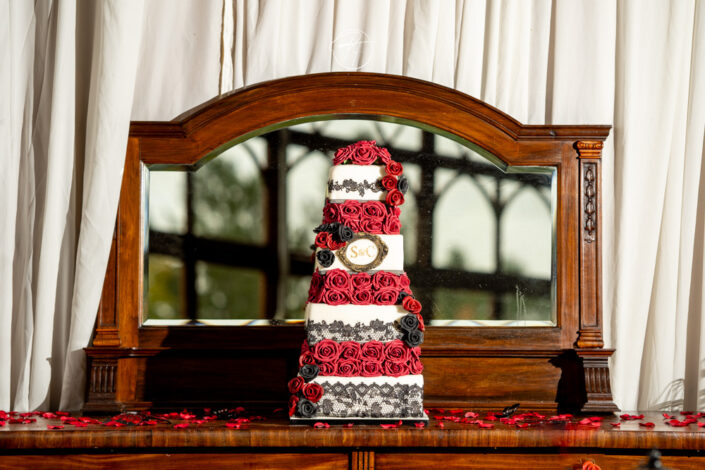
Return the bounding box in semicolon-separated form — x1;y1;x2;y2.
375;452;705;470
1;413;704;451
0;453;348;470
86;72;616;414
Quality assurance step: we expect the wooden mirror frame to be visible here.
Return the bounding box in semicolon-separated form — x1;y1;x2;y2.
84;73;617;414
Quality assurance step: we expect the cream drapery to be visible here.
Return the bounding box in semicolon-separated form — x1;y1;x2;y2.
2;0;704;411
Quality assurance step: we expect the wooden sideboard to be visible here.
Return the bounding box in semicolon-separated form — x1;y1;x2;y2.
1;412;704;469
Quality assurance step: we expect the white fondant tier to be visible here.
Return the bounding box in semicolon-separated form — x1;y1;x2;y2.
305;303;407;325
315;234;404;273
327;165;386;201
308;375;425;419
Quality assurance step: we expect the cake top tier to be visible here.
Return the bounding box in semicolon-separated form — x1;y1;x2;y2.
333;140;393;166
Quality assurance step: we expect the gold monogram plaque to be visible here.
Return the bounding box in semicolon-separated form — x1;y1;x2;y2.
336;233;389;272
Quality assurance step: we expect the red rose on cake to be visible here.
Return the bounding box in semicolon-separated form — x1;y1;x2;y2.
384;361;410;377
383;216;401;234
314;232;330;249
381;175;397;190
336;360;361;377
384;340;410;363
352;141;379;165
301;383;324;403
402;296;422;314
361;341;385;362
386;189;405;206
351;289;372;305
299;351;316;367
340;200;362;220
323;289;350;305
359;218;384;234
314;339;341;363
324;269;351;291
373;271;400;290
386;160;403;176
307;271;323;303
323;203;340;224
374;289;398;305
334;146;355;165
288;376;304;394
362;201;386;221
318;362;335;376
340;341;362;361
288;395;299;417
351;272;372;289
361;361;383;377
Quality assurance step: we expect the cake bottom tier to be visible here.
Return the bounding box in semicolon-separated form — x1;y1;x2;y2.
299;375;425;420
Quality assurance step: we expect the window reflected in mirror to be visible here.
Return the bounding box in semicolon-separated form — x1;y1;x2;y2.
145;119;555;326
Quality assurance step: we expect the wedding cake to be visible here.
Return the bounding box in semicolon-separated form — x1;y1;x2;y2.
288;140;427;422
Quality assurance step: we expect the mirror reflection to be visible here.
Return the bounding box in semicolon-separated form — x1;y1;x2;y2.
145;119;555;326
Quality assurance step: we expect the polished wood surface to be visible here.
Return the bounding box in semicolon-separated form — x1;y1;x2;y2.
86;72;615;414
1;412;703;450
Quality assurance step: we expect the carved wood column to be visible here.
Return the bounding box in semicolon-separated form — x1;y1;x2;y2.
575;140;618;413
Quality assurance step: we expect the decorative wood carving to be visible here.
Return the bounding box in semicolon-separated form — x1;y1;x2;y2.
86;73;617;415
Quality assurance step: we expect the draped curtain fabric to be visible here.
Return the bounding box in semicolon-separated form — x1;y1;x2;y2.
2;0;704;412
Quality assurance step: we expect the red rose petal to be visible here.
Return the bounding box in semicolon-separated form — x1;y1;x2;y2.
173;423;189;429
438;422;445;428
516;423;530;428
698;422;705;428
343;423;354;428
478;422;494;429
55;411;70;416
47;425;64;430
225;422;242;429
415;422;425;428
41;412;58;419
313;422;330;429
639;422;655;428
464;412;478;418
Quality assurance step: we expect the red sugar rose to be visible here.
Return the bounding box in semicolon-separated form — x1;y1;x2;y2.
341;200;362;219
301;340;310;354
323;289;350;306
381;175;397;191
314;339;341;363
302;383;324;403
334;146;355;165
299;351;316;367
360;218;384;234
374;289;398;305
342;216;360;232
409;356;424;375
399;273;410;289
315;232;330;249
384;340;410;363
377;147;392;164
363;201;386;220
361;341;385;362
327;238;346;250
373;271;400;290
383;216;401;234
340;341;362;361
308;271;324;303
288;376;304;394
336;360;361;377
386;189;405;206
288;395;299;417
324;269;351;291
384;361;409;377
318;362;335;375
388;206;401;217
351;272;372;289
323;203;340;223
386;161;403;176
361;361;383;377
351;289;373;305
351;141;379;165
403;296;422;314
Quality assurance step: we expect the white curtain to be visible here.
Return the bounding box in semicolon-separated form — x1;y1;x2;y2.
3;0;704;412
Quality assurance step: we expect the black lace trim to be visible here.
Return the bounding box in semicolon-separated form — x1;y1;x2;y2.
310;381;424;418
307;320;403;344
328;179;384;197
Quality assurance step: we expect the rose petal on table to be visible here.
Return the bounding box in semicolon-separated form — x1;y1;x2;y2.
639;422;655;428
173;423;189;429
47;425;64;430
313;422;330;429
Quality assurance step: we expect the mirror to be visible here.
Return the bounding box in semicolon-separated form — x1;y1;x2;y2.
144;119;556;327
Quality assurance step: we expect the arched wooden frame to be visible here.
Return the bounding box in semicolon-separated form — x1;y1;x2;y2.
85;73;617;413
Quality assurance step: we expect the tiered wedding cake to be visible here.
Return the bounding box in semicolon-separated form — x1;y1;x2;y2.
288;141;427;422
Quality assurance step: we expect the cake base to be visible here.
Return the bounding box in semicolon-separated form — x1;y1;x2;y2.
290;412;429;425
